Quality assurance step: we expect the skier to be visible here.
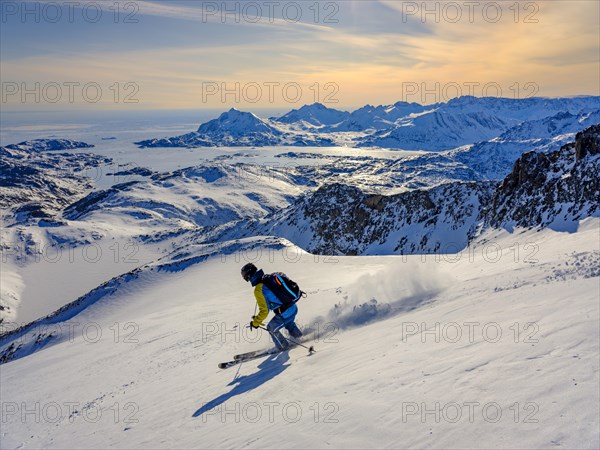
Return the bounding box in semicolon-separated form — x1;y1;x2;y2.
241;263;303;351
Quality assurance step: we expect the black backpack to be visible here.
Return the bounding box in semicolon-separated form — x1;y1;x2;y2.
262;272;305;314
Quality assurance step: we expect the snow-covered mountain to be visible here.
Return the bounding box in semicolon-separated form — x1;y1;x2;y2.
2;118;595;331
61;163;310;229
336;109;600;189
272;102;350;127
134;96;600;152
486;123;600;231
331;96;599;134
440;95;600;121
449;109;600;180
197;108;281;136
135;108;335;148
0;140;114;324
356;110;512;150
239;181;495;255
327;101;433;132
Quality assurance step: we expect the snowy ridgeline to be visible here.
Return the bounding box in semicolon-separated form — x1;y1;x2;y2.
1;122;599;259
2;111;598;228
134;96;600;150
202;124;600;255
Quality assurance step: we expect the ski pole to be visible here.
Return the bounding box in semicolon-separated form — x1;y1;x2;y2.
258;326;315;353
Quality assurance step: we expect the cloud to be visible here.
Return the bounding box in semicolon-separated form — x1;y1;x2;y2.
3;0;598;109
20;0;334;32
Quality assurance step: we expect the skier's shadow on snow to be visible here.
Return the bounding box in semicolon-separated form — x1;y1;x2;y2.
192;352;290;418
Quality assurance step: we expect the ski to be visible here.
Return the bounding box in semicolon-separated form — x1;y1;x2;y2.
234;340;315;360
219;344;316;369
218;349;281;369
234;349;275;360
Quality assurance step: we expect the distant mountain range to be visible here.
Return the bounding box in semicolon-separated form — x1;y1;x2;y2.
136;96;600;151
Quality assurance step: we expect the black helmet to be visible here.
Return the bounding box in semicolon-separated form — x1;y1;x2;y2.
241;263;258;282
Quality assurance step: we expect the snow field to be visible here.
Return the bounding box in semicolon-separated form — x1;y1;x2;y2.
1;223;598;449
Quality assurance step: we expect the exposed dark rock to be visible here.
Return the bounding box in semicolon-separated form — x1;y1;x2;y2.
575;123;600;160
106;167;154;177
485;123;599;231
231;123;600;255
246;181;495;255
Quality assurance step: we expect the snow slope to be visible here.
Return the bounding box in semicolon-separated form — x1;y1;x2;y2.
357;110;512;151
1;224;598;449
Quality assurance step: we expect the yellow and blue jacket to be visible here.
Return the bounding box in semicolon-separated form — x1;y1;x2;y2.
251;271;298;327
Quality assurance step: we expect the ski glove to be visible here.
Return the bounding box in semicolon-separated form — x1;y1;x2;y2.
249;321;259;330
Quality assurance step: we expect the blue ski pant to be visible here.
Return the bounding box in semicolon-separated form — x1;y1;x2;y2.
267;312;302;350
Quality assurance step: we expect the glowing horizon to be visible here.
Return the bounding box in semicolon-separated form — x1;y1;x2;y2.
1;0;598;111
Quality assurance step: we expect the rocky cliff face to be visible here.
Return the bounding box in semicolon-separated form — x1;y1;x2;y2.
250;181;495;255
244;123;600;254
575;123;600;160
485;124;600;231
